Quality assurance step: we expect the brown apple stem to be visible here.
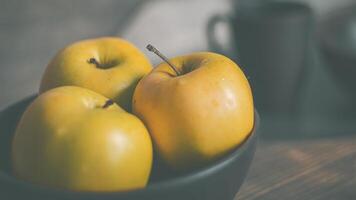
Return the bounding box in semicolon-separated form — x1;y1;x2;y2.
88;58;102;68
102;99;114;109
146;44;181;76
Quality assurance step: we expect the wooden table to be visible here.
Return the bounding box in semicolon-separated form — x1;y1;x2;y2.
236;135;356;200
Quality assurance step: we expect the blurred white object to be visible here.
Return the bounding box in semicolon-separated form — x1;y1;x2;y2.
121;0;230;65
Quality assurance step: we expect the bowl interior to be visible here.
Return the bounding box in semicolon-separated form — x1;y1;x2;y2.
0;95;258;199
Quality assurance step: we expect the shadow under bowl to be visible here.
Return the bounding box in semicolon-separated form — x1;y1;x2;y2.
0;95;259;200
318;4;356;97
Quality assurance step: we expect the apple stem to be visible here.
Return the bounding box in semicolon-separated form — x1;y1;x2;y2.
146;44;181;76
88;58;102;68
102;99;114;109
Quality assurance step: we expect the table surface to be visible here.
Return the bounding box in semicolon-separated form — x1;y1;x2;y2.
0;0;355;199
236;136;356;200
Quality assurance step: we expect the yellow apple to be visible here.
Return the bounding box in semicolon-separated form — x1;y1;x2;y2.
39;37;152;111
132;51;254;170
12;86;152;192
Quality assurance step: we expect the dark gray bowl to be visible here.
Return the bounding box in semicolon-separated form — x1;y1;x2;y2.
0;96;259;200
318;4;356;97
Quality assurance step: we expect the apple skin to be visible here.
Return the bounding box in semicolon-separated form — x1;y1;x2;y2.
39;37;152;111
12;86;153;192
132;52;254;170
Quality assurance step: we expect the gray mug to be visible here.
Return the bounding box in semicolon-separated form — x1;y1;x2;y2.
207;1;314;115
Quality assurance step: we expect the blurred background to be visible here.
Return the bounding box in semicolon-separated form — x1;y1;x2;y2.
0;0;355;199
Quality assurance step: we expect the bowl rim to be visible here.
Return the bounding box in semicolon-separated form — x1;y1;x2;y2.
0;95;259;197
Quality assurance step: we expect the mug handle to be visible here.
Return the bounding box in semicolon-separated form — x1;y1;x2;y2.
207;14;235;57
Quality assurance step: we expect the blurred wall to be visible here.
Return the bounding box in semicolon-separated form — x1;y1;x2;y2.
0;0;354;109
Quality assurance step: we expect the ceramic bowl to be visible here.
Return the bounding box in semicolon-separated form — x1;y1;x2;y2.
0;95;259;200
